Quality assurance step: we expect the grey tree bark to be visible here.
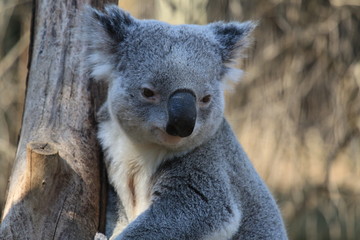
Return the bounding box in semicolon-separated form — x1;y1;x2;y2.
0;0;116;239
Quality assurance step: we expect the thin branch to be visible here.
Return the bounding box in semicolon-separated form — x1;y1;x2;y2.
0;30;30;78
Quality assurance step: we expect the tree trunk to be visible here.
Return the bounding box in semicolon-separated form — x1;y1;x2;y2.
0;0;117;239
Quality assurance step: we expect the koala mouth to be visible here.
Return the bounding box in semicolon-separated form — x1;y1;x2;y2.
157;129;183;145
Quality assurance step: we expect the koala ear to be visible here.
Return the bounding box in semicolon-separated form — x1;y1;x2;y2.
209;21;257;83
210;21;257;63
81;5;135;81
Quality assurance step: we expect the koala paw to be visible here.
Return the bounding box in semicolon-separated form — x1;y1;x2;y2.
94;232;108;240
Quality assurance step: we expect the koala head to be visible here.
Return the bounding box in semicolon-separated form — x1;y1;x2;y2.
82;5;256;152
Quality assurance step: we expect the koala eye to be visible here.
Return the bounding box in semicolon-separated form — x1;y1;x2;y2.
142;88;155;98
201;95;211;104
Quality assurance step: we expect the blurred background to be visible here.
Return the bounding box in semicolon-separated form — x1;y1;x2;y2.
0;0;359;239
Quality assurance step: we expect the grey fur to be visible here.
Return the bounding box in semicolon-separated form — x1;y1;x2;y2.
81;4;287;240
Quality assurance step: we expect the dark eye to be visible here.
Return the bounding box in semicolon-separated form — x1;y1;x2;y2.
201;95;211;104
142;88;155;98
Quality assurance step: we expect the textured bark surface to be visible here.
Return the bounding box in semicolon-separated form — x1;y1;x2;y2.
0;0;116;239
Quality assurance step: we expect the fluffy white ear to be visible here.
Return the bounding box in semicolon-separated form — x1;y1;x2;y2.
80;5;135;81
209;21;257;83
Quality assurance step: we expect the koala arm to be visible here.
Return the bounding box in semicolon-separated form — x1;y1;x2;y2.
114;163;240;240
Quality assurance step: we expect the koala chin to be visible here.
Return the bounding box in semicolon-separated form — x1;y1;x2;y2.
81;4;288;240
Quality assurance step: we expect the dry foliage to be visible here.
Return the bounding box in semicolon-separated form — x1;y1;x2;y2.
226;1;360;239
1;0;359;239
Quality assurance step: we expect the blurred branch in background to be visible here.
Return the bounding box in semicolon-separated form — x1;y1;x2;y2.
0;30;30;78
0;0;31;220
1;0;359;239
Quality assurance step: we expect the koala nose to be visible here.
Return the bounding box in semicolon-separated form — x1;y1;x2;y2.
166;90;197;138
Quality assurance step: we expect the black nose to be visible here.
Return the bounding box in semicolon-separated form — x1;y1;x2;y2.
166;90;197;138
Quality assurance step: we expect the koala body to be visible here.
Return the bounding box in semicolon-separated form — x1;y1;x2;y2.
82;5;287;240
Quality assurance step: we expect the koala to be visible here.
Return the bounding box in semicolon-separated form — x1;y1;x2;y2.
81;4;287;240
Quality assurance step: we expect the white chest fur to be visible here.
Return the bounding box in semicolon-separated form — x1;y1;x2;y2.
98;119;168;222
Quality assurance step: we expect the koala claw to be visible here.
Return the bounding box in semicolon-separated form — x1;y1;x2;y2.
94;232;108;240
